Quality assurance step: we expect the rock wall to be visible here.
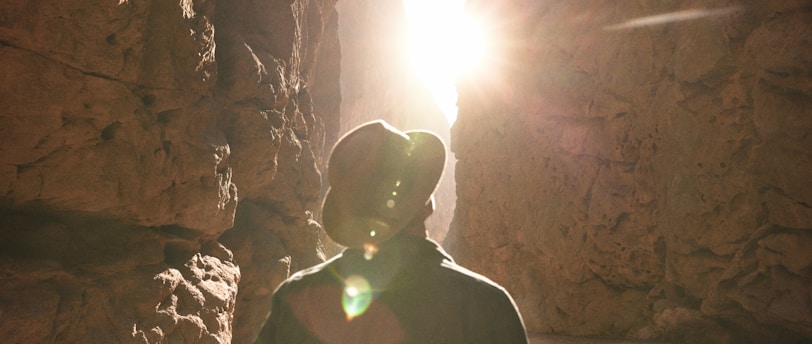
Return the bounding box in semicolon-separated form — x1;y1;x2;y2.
0;0;339;342
449;1;812;343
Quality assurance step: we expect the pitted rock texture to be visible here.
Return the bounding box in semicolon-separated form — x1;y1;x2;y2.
449;1;811;343
1;0;339;342
1;0;234;234
0;212;239;343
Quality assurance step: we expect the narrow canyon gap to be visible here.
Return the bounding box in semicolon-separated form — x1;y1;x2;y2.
0;0;810;343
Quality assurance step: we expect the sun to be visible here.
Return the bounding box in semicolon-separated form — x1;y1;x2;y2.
403;0;487;125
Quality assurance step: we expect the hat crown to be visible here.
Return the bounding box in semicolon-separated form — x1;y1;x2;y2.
321;120;445;248
327;121;410;189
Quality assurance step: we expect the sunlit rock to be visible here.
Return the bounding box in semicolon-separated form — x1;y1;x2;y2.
449;1;811;343
0;0;339;342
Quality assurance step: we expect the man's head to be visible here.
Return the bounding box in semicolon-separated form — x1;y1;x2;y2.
321;120;446;248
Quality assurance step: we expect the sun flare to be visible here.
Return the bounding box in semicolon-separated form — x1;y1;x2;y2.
403;0;487;124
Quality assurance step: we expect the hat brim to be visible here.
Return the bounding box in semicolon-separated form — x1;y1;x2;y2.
321;129;445;248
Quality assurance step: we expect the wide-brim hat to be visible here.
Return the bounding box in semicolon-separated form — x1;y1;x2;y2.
321;120;446;248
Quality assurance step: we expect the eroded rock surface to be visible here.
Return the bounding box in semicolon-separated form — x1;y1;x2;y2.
449;1;811;343
0;0;339;342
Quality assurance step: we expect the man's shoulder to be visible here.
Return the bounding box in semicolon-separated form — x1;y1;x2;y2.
438;258;511;295
422;240;507;293
433;255;527;340
274;253;342;294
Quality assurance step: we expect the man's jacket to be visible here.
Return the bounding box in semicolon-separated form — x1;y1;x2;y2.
256;235;528;343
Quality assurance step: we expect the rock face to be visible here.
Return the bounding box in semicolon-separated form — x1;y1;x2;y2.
449;1;811;343
3;0;810;342
0;0;339;342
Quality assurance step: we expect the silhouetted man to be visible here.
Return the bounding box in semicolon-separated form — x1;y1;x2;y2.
256;120;528;343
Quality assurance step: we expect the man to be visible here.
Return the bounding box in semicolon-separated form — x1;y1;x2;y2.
256;120;528;343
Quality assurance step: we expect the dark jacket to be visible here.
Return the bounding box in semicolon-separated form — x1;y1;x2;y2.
256;236;528;343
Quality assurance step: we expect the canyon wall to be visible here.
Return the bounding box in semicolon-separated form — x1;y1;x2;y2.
0;0;339;342
3;0;810;343
448;1;812;343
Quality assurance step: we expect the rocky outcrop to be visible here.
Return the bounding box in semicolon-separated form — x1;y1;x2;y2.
0;0;339;342
449;1;811;343
4;0;808;342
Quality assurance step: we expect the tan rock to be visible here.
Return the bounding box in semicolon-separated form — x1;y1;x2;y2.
450;1;812;342
0;0;339;342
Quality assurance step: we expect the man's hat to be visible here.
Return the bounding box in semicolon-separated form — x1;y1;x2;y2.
321;120;446;248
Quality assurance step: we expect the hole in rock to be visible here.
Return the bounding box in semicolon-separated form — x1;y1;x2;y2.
101;121;122;141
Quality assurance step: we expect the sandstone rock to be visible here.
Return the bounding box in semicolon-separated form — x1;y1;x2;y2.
450;1;812;342
1;0;340;342
1;0;234;235
0;212;240;343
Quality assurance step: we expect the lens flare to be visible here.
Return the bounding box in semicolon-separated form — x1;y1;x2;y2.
363;243;379;260
342;275;373;320
604;6;742;30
